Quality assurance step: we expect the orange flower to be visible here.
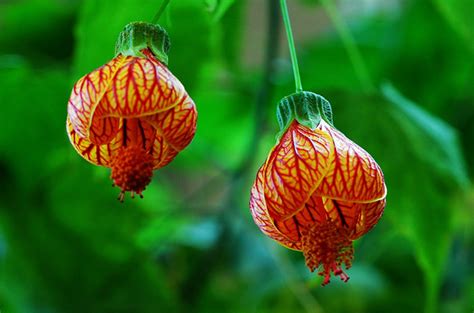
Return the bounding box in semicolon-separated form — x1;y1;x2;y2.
67;22;197;201
250;92;386;285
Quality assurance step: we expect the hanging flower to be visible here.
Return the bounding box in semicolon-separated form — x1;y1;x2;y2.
249;92;386;286
67;22;197;201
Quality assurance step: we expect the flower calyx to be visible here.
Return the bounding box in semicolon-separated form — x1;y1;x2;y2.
276;91;333;138
115;22;171;65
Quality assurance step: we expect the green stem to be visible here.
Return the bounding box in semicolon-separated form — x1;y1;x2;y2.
280;0;303;92
151;0;171;24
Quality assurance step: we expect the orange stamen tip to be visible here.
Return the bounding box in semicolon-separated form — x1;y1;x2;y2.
301;219;354;286
111;146;154;201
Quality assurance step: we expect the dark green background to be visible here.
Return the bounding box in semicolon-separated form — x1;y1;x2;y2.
0;0;473;312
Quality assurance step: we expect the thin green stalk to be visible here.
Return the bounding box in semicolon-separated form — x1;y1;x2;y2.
280;0;303;92
319;0;375;92
151;0;171;24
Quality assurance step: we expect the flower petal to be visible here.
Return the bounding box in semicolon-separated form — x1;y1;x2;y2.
262;122;333;220
94;51;185;119
353;198;385;238
299;196;385;239
89;117;120;145
67;117;118;166
110;118;178;169
271;195;330;250
143;94;197;152
68;115;179;170
113;118;155;151
314;121;386;202
149;135;179;170
250;163;298;250
269;195;385;248
68;55;128;138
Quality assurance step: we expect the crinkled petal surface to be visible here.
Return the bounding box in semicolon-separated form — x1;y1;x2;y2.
262;121;333;220
314;121;386;202
67;56;127;139
95;50;185;118
143;94;197;152
67;117;119;166
250;161;299;250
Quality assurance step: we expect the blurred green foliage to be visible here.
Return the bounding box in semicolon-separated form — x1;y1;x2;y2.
0;0;473;313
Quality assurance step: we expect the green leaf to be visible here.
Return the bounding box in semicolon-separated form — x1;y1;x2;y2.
182;66;254;169
0;64;70;190
432;0;474;51
319;0;375;92
0;0;77;62
382;83;470;188
212;0;236;21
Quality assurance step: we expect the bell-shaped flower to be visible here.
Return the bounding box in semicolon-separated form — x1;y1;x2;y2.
67;22;197;201
250;92;386;285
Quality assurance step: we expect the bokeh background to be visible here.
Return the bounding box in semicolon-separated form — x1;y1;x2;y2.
0;0;473;312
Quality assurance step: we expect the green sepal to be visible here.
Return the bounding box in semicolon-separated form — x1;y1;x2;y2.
276;91;333;137
115;22;171;65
